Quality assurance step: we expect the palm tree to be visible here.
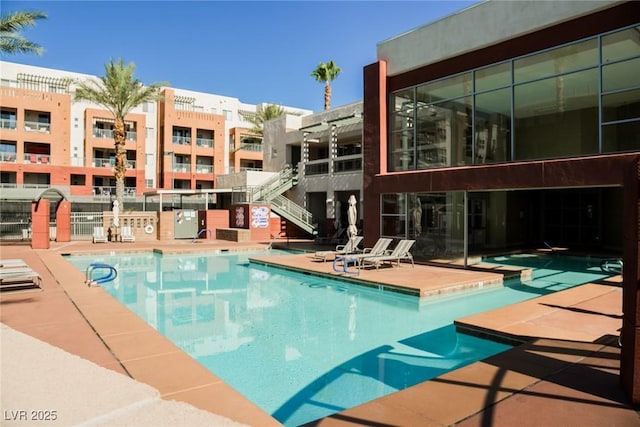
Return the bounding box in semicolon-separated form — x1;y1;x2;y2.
73;59;165;209
0;10;47;55
311;61;342;110
241;103;285;137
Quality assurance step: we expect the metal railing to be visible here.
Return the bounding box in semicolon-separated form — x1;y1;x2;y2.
93;129;137;140
196;137;214;148
195;165;213;174
93;186;137;197
93;158;136;169
24;120;50;133
236;143;263;152
0;152;17;162
24;153;50;164
172;135;191;145
173;163;191;173
0;118;16;129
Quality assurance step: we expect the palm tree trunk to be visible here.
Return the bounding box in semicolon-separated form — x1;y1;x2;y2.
324;81;332;110
113;119;127;209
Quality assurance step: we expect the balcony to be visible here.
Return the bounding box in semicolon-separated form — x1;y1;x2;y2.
94;128;114;139
237;143;263;152
24;153;50;164
172;135;191;145
196;137;214;148
0;152;17;163
173;162;191;173
0;118;17;130
93;128;137;140
93;186;137;197
93;158;136;169
24;121;50;133
195;164;213;174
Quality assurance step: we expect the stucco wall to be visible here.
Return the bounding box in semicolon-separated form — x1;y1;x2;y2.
377;0;618;76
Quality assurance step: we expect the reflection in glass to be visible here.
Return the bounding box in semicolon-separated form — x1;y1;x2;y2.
475;61;511;92
602;57;640;92
602;121;640;153
474;88;511;164
602;26;640;63
514;69;599;160
514;38;597;83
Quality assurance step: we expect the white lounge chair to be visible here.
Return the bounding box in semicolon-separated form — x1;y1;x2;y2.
120;226;136;242
360;239;416;270
0;259;28;268
336;238;394;268
312;236;363;262
0;265;42;290
93;227;108;243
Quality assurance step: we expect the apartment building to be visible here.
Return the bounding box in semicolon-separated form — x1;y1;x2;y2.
262;102;363;239
0;61;311;206
360;0;639;403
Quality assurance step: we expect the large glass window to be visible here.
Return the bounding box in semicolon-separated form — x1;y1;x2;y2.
389;25;640;172
513;39;598;83
602;26;640;63
474;88;511;164
514;69;599;160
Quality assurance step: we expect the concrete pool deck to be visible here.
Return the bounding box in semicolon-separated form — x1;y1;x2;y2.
0;239;637;426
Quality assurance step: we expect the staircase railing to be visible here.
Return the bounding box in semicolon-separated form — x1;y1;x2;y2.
268;194;316;234
231;166;317;235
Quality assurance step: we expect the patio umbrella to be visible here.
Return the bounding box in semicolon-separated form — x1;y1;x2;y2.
112;200;120;228
347;194;358;239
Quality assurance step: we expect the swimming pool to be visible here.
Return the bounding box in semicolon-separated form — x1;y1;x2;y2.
66;250;615;426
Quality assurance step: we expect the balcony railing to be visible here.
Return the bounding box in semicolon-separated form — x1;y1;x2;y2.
24;153;50;164
93;129;137;140
196;137;213;148
195;164;213;174
94;128;113;139
173;162;191;173
93;158;136;169
237;143;262;152
0;118;16;130
305;160;329;176
93;186;137;197
24;120;50;133
172;135;191;145
0;151;17;162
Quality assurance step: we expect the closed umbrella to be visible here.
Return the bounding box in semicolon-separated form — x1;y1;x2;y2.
112;200;120;228
347;195;358;239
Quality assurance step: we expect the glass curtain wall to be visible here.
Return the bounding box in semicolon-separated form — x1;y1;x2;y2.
381;192;466;260
389;25;640;172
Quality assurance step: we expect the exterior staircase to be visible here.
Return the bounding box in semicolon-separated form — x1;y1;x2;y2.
239;167;317;235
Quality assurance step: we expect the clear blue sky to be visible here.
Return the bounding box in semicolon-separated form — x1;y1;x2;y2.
2;1;480;113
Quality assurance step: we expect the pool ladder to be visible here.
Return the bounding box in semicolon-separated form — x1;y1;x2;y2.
85;263;118;287
599;258;622;274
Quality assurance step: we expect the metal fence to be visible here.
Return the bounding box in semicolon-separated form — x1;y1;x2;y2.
0;212;104;241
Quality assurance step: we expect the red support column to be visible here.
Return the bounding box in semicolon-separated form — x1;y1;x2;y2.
31;199;50;249
56;200;71;242
620;158;640;405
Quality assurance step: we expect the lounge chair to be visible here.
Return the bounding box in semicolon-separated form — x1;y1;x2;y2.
120;226;136;242
93;227;108;243
0;259;28;268
0;266;42;290
312;236;363;262
360;239;416;270
336;238;394;268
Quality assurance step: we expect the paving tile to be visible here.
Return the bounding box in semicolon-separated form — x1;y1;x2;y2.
164;383;281;427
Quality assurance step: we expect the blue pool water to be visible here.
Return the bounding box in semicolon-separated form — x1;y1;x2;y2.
66;250;615;426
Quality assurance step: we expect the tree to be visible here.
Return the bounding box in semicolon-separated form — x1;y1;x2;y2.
241;103;285;137
73;59;166;209
311;61;342;110
0;10;47;55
